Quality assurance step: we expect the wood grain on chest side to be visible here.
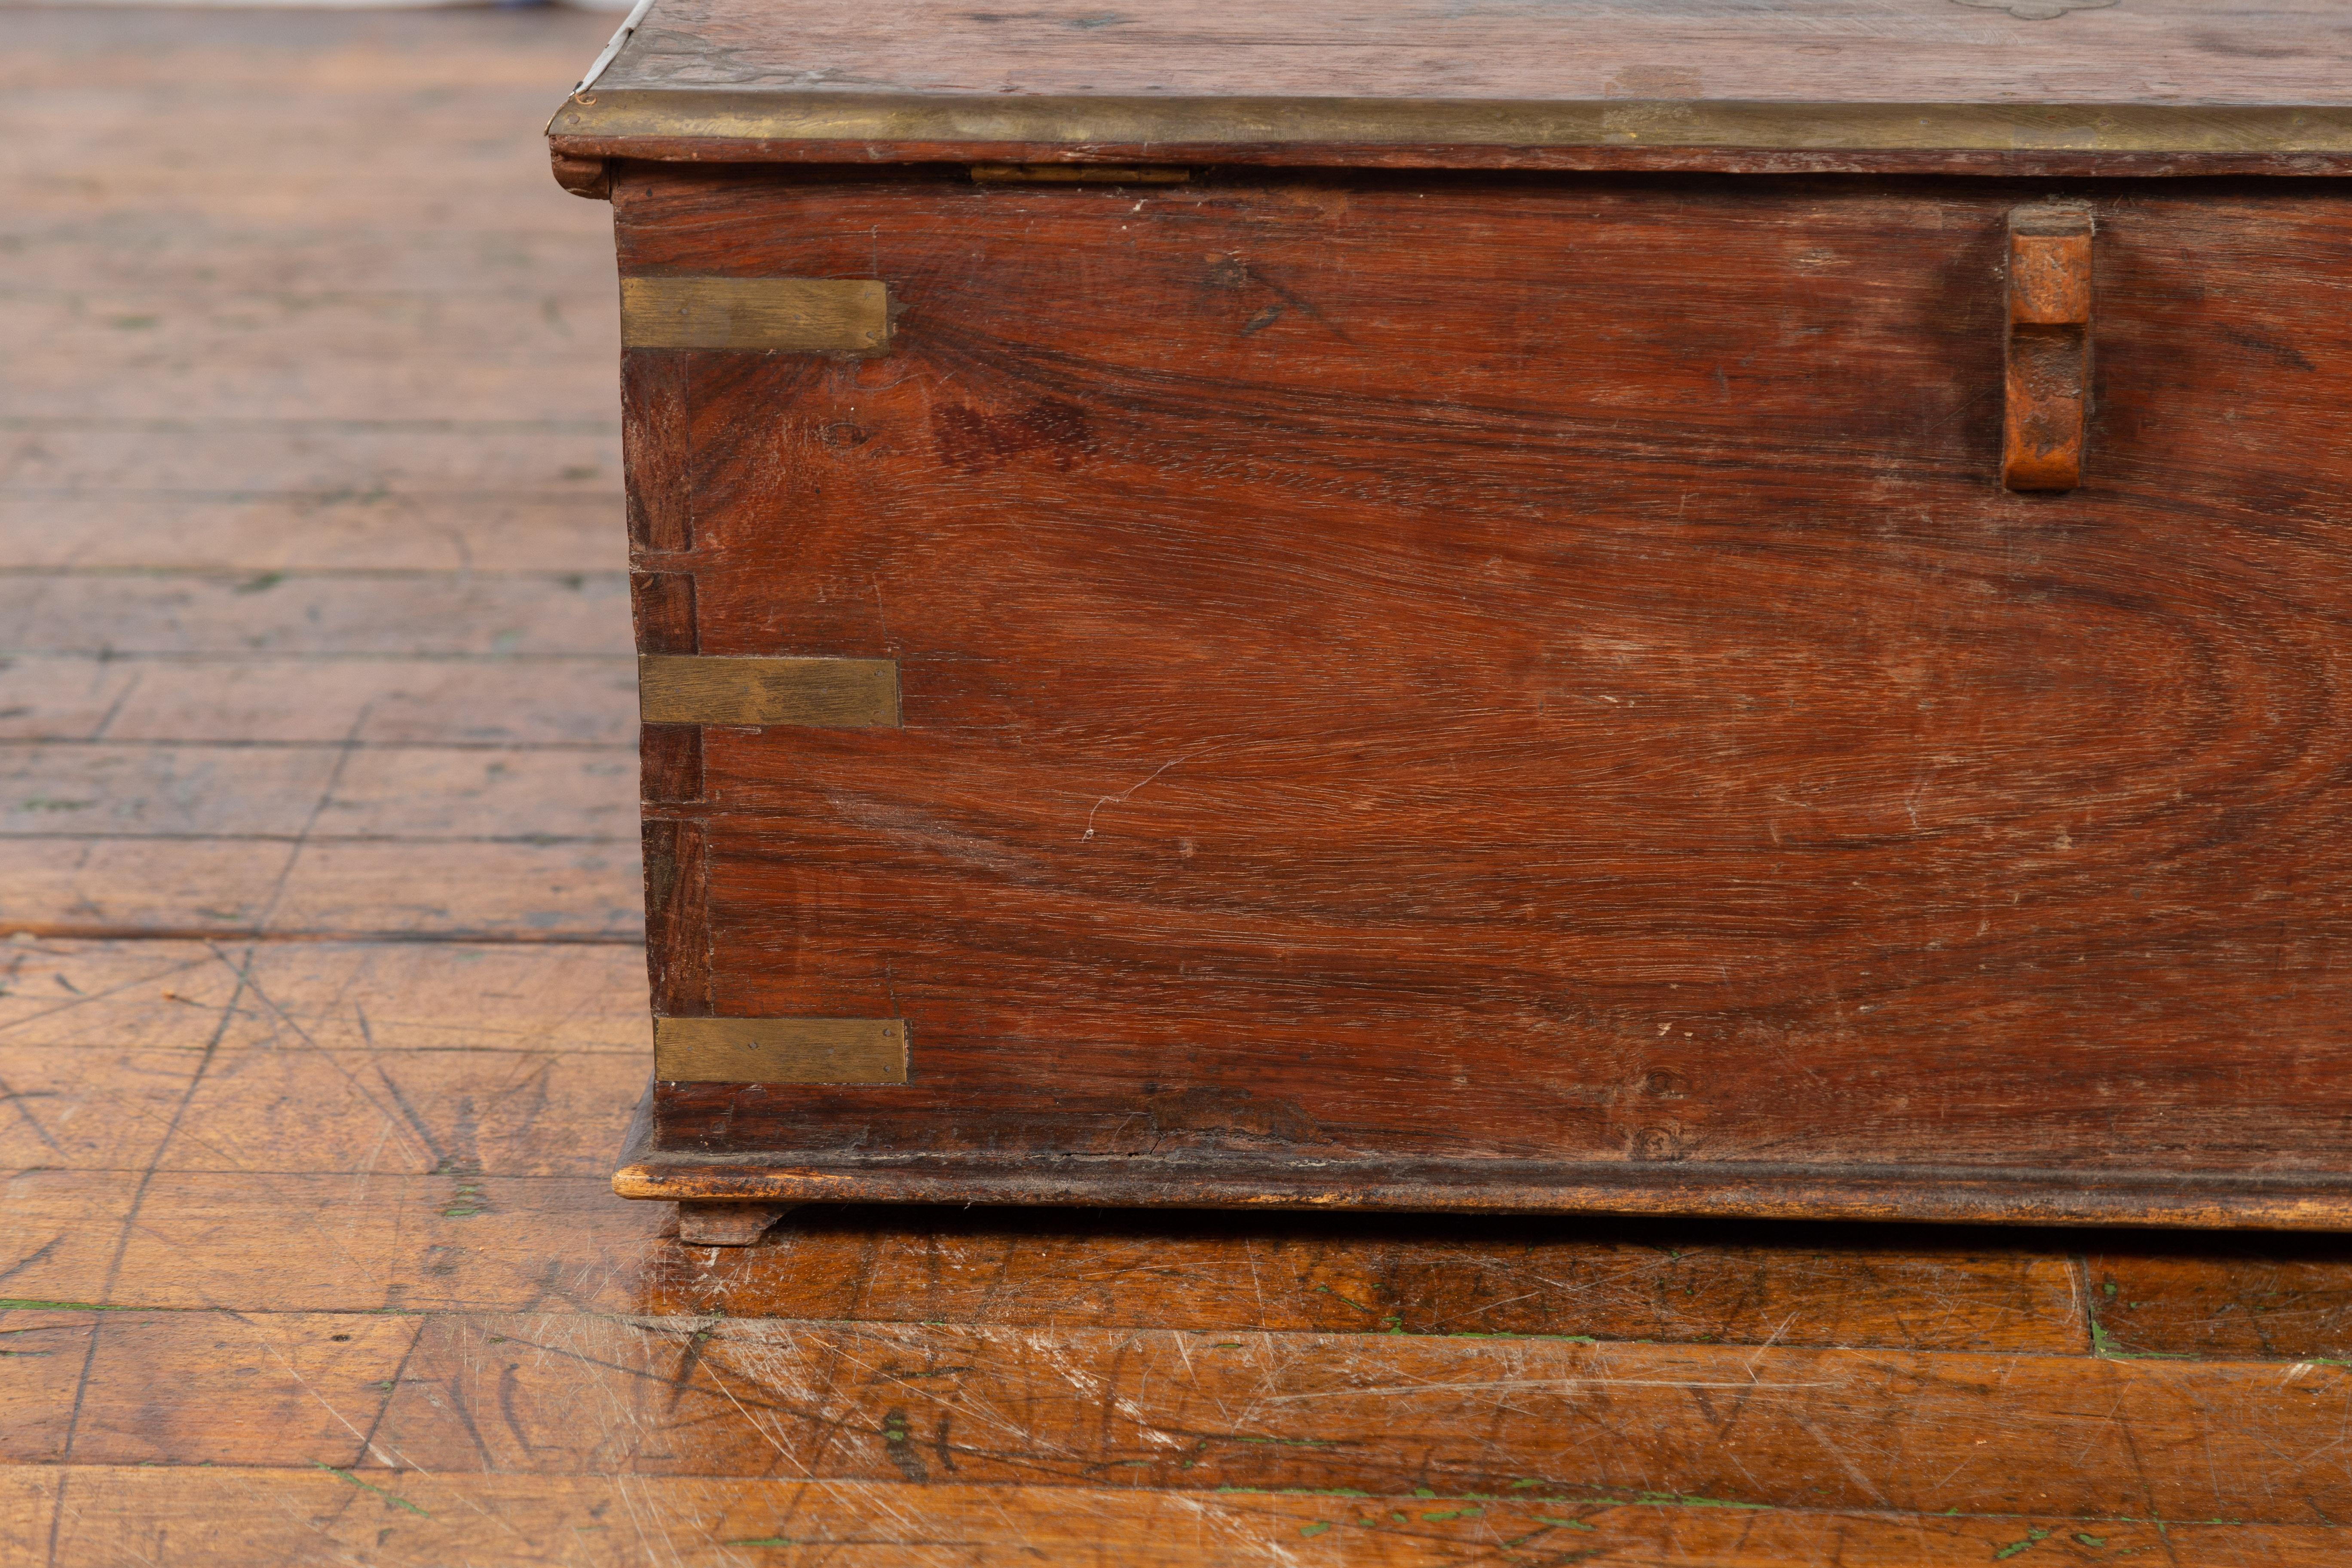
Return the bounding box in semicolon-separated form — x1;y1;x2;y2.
614;166;2352;1223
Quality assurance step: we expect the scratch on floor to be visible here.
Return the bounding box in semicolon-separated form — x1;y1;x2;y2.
1253;1376;1837;1404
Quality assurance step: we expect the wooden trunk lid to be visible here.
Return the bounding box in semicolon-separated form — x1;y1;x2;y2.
549;0;2352;176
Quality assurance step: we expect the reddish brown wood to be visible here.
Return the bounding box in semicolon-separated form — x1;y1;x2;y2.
627;569;696;655
345;1316;2352;1518
640;723;704;802
621;349;691;554
597;166;2352;1221
641;817;711;1017
548;149;611;200
2087;1237;2352;1359
635;1207;2090;1348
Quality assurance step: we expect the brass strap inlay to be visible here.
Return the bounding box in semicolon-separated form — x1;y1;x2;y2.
656;1017;909;1084
639;654;900;727
620;276;891;354
554;92;2352;159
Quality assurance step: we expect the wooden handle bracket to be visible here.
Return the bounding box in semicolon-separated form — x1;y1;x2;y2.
549;150;612;201
2003;204;2094;491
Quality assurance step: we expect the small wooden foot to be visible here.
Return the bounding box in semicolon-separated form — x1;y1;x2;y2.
677;1201;795;1246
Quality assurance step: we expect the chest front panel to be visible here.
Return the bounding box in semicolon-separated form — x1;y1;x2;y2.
616;166;2352;1217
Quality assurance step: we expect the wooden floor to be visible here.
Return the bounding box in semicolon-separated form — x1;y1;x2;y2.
6;11;2352;1565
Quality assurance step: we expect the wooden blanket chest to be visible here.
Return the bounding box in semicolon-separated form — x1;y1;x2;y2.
550;0;2352;1237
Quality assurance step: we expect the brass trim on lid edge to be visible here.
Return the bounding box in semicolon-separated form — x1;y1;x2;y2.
554;91;2352;157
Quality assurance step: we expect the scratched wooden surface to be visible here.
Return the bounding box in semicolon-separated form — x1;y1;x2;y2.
548;0;2352;181
614;165;2352;1222
9;10;2352;1566
600;0;2352;107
